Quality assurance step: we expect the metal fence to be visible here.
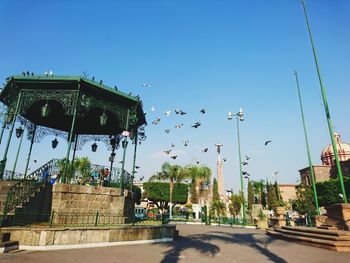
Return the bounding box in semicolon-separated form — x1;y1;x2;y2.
9;210;167;228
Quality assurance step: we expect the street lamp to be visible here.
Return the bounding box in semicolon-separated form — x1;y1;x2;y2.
228;108;246;225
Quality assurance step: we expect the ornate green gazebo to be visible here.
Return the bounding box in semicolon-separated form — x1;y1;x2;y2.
0;74;146;184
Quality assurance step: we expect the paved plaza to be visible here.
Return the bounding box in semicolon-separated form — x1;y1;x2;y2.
1;224;349;263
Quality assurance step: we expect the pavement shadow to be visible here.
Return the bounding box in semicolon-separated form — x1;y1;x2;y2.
155;228;287;263
208;230;287;263
156;234;220;263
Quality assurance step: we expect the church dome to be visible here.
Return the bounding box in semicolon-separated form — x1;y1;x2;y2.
321;133;350;165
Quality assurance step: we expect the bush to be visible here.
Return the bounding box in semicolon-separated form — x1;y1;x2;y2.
316;177;350;206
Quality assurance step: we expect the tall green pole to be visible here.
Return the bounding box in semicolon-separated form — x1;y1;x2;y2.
0;91;22;180
120;109;130;195
236;115;246;225
294;71;320;215
71;134;78;181
24;125;36;178
62;84;80;183
11;128;24;180
301;0;347;203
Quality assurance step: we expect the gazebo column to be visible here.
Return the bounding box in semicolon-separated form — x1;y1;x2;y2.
130;132;138;225
71;134;78;181
11;127;25;180
120;109;130;195
0;91;22;180
62;85;80;183
108;136;117;185
0;110;9;145
24;125;37;178
131;131;138;191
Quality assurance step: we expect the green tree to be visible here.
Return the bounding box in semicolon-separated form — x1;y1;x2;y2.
252;180;265;205
274;180;283;204
266;182;279;210
292;183;316;216
247;180;254;210
213;178;220;202
143;182;188;213
229;191;244;219
149;162;188;214
186;165;211;204
210;199;226;218
74;157;91;182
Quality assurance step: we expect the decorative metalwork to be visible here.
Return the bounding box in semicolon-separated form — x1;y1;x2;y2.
79;92;128;127
18;89;79;116
3;170;24;180
75;134;121;151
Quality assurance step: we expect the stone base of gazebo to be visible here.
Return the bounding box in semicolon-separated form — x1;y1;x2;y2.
51;184;134;225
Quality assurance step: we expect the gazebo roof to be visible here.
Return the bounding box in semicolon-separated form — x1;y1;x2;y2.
0;75;146;135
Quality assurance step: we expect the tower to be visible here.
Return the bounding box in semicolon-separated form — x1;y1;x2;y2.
215;143;225;199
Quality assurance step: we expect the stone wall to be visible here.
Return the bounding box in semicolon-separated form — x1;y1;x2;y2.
51;184;134;224
1;225;176;246
299;165;331;186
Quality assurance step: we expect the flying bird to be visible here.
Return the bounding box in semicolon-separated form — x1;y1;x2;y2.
165;111;171;116
141;83;151;88
196;161;200;164
139;176;144;181
175;109;180;114
92;76;95;81
200;108;206;114
180;110;187;115
22;72;26;76
171;155;178;160
33;160;37;163
165;129;170;133
244;176;250;180
45;71;49;76
183;140;189;146
264;140;272;146
152;117;161;125
31;72;34;76
223;157;227;162
164;150;172;155
191;121;201;128
242;161;248;166
202;148;208;153
243;171;251;176
135;166;140;169
171;143;175;148
175;123;184;129
245;155;251;160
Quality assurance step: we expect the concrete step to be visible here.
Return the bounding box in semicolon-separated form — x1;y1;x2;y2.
275;227;350;241
266;229;350;252
0;241;19;253
282;226;350;236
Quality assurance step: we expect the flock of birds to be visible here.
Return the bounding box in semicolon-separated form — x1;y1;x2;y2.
149;105;209;161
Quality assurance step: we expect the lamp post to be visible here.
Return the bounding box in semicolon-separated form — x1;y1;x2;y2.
294;71;320;215
301;0;347;203
228;108;246;225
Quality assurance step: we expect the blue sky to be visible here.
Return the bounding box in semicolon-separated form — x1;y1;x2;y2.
0;0;349;192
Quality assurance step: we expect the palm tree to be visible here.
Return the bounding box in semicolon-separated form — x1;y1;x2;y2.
210;199;226;223
149;162;188;217
252;180;265;205
74;157;91;183
186;165;211;204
